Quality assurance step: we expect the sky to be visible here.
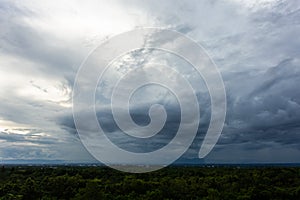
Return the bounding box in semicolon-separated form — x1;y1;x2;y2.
0;0;300;164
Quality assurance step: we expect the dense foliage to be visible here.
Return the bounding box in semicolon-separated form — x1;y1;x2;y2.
0;165;299;199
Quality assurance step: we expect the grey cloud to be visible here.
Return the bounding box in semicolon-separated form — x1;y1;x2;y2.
218;58;300;151
59;89;211;156
1;21;79;81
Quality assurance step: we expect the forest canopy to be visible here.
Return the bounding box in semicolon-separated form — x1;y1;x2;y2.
0;166;300;200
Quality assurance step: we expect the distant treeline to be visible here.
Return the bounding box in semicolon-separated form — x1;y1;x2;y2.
0;166;300;199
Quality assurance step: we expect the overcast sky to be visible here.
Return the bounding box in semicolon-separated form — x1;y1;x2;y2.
0;0;300;164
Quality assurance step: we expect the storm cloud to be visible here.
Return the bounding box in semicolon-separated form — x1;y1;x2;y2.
0;0;300;164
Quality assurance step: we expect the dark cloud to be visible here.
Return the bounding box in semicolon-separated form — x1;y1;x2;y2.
217;58;300;153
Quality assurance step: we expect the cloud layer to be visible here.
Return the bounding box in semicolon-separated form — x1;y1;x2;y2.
0;0;300;163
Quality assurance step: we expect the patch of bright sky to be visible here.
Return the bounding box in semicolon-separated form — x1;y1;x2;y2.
229;0;280;10
0;119;31;134
20;0;149;44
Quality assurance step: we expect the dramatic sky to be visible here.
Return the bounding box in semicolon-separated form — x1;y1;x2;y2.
0;0;300;164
